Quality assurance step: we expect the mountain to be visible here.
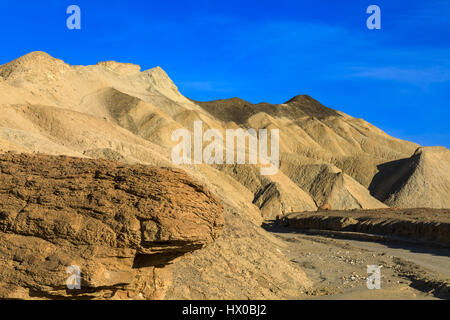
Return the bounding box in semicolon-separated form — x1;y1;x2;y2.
0;52;448;299
370;146;450;208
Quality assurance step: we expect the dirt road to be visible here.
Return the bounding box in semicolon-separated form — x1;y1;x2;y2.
268;226;450;300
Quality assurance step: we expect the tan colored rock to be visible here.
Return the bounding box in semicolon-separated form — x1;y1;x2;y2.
370;147;450;208
0;153;224;299
281;161;387;210
215;163;317;219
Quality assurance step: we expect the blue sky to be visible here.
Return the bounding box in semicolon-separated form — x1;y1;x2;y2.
0;0;449;147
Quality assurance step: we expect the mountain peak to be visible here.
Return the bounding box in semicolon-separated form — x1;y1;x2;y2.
143;66;170;78
283;94;340;118
284;94;316;104
4;51;63;66
0;51;68;80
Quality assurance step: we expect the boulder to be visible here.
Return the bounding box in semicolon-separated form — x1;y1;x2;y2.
0;153;224;299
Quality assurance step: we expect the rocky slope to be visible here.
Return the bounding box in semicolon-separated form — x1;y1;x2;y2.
370;147;450;208
0;51;421;214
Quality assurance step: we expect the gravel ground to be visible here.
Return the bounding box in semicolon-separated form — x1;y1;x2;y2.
268;227;450;300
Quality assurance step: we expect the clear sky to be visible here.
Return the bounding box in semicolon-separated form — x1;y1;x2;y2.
0;0;449;147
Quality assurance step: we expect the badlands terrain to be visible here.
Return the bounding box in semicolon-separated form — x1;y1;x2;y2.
0;51;448;299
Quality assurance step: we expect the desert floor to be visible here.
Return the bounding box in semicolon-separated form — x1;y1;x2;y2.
267;224;450;300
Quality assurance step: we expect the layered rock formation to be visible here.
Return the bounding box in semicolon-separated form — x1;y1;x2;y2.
0;153;224;299
279;208;450;247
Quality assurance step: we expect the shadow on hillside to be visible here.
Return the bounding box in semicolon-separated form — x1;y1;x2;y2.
368;155;419;202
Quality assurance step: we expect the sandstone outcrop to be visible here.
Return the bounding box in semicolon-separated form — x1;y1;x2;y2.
0;153;224;299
